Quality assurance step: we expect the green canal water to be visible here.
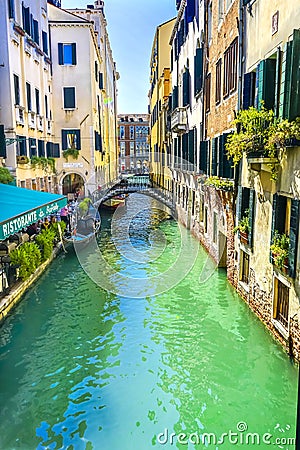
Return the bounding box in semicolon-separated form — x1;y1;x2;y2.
0;194;297;449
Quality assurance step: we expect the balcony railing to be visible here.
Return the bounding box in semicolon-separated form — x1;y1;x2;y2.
15;106;25;126
171;107;187;134
29;112;36;129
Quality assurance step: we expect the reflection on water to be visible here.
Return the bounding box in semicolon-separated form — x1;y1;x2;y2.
0;195;297;450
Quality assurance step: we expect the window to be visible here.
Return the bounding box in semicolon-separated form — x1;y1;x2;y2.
130;126;134;140
46;142;60;158
13;74;20;105
42;31;48;55
38;140;45;157
45;95;48;118
35;89;40;115
205;73;211;112
120;141;125;157
223;38;238;97
215;59;222;105
22;4;30;35
95;61;98;81
17;136;27;156
29;138;37;157
33;19;39;45
26;82;31;111
218;0;224;22
204;206;208;233
270;194;299;278
182;66;190;106
58;43;77;65
273;278;289;330
99;72;104;90
120;126;125;139
207;2;212;42
236;187;255;247
130;142;134;155
8;0;15;19
240;250;250;284
63;87;76;109
62;130;81;150
213;211;218;243
194;47;203;96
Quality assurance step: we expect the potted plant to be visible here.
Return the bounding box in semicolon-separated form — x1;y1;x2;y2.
233;209;249;244
225;104;300;181
270;230;290;272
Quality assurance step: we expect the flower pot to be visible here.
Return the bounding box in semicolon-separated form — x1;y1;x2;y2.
239;230;249;244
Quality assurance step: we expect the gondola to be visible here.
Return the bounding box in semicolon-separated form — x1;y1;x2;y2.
63;215;101;249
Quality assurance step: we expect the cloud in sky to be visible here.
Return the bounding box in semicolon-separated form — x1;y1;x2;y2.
61;0;176;113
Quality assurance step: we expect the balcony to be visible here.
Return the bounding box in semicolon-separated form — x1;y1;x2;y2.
28;112;36;129
171;107;187;134
15;106;25;126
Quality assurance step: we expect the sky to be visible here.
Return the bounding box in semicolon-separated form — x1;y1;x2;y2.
61;0;177;114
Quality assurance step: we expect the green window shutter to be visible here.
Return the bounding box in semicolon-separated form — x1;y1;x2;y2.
248;189;255;247
58;43;63;65
279;42;292;119
71;43;77;65
264;59;276;110
53;143;60;158
218;134;224;177
182;132;188;163
236;186;243;221
289;29;300;120
188;128;194;164
274;48;282;117
194;47;203;96
255;61;264;109
199;141;207;173
62;130;68;150
211;137;217;176
270;194;287;261
222;133;233;179
288;199;299;278
0;125;6;158
75;130;81;150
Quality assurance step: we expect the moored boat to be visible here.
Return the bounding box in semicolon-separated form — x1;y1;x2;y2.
102;195;126;210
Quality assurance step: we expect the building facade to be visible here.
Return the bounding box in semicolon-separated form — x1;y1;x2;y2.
0;0;56;191
48;0;119;196
118;114;150;174
0;0;118;196
150;0;300;357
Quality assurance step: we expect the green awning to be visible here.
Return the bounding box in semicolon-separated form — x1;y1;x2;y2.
0;184;67;240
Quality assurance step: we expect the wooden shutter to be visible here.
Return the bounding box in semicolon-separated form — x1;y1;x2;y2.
186;0;195;22
58;43;63;65
188;128;194;164
211;137;217;176
288;199;299;278
182;132;188;163
8;0;15;19
274;48;282;117
289;29;300;120
38;140;45;157
53;144;60;158
75;130;81;150
218;134;224;177
194;47;203;96
71;43;77;65
243;72;255;110
222;133;233;179
33;19;39;45
183;68;190;106
236;186;243;221
248;189;255;247
270;194;287;260
63;87;75;109
62;130;68;150
199;141;207;173
279;42;292;119
173;85;178;109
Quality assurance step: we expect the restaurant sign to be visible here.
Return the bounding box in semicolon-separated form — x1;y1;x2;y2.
0;198;67;240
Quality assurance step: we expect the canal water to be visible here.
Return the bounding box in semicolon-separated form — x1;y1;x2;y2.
0;194;297;449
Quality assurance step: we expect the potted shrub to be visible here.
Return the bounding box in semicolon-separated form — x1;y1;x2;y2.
233;209;249;244
270;230;290;272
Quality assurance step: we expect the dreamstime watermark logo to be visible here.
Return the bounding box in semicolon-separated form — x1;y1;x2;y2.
156;422;295;447
74;156;226;297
